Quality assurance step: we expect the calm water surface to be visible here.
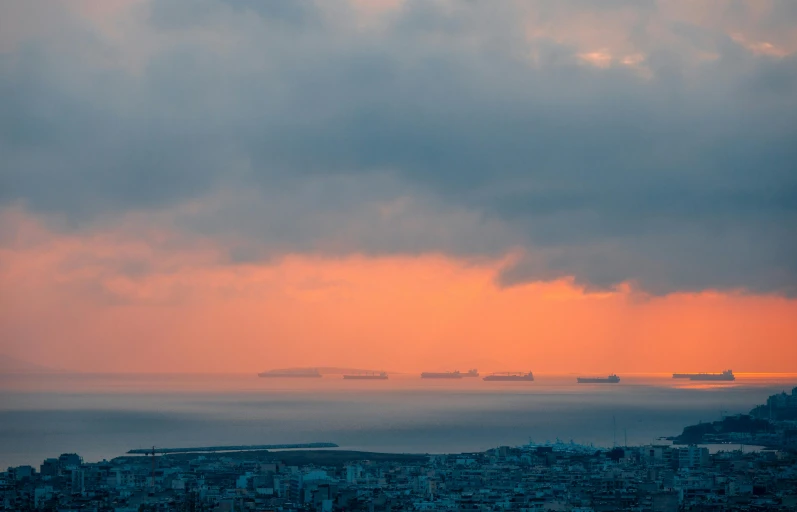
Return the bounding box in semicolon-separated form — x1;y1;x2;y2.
1;373;795;468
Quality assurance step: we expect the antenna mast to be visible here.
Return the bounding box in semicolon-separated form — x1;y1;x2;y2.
150;446;156;490
613;416;617;448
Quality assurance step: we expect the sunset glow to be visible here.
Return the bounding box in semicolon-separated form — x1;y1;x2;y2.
2;207;795;374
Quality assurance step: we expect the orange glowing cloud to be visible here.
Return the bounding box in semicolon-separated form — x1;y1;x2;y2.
1;208;795;374
519;0;797;74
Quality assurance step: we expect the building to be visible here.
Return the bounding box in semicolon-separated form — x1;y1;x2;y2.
676;446;709;469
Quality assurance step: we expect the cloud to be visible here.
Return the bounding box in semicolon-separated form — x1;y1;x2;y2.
2;206;797;374
0;0;795;295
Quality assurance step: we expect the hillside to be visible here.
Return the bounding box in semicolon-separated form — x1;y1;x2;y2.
0;354;66;374
262;367;389;376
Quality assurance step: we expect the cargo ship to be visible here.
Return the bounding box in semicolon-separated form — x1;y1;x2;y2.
421;370;462;379
258;369;322;378
577;374;620;384
462;369;479;378
483;372;535;382
673;370;735;381
343;372;388;380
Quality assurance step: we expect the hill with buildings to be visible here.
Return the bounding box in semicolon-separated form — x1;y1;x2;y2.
750;387;797;421
672;415;772;445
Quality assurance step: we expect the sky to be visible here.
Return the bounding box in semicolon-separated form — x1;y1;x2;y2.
0;0;796;373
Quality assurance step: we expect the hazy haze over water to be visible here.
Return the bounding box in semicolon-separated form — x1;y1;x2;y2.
1;373;795;469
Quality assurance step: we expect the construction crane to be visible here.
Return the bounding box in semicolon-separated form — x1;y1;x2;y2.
149;446;156;491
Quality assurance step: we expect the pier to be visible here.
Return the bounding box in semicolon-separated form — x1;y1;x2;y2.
126;442;338;455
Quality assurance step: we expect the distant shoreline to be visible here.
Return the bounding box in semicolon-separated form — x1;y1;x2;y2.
116;449;429;467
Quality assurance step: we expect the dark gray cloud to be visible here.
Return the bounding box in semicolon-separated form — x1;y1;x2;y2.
0;0;795;295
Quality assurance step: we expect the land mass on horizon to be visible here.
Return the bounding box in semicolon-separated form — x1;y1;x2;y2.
260;367;391;376
0;354;70;375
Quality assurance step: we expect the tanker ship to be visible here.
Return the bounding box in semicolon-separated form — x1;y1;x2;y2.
672;370;735;381
343;372;388;380
421;370;462;379
577;374;620;384
483;372;535;382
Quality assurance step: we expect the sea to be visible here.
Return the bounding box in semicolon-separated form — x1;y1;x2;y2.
1;372;795;469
